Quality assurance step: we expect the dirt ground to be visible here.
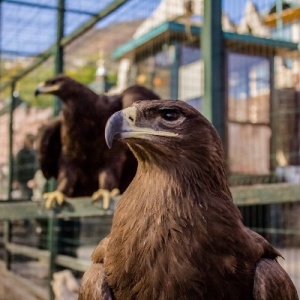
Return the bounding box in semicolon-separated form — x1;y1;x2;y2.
0;266;47;300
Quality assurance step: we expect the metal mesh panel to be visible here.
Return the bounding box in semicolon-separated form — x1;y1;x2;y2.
223;0;300;292
0;0;300;298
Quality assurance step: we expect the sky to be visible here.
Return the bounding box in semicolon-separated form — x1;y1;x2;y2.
0;0;160;56
0;0;283;57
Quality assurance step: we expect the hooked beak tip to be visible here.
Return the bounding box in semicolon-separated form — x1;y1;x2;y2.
34;89;40;97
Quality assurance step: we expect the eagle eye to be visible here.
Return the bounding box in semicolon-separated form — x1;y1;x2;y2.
50;79;57;85
160;109;180;122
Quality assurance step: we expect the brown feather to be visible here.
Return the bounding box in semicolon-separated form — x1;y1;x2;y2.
36;75;160;197
81;100;298;300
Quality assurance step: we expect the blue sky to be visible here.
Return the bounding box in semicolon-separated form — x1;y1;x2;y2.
0;0;277;57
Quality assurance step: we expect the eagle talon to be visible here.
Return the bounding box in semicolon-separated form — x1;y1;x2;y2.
43;190;66;209
92;188;120;210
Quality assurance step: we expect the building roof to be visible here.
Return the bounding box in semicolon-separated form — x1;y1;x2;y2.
112;21;299;60
265;6;300;27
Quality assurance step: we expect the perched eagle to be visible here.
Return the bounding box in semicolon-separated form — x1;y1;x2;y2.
35;74;160;208
79;100;298;300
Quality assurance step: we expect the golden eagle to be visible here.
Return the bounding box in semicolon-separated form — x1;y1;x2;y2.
79;100;298;299
35;74;160;208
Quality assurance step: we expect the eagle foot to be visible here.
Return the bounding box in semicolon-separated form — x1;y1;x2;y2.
43;190;66;209
92;188;120;210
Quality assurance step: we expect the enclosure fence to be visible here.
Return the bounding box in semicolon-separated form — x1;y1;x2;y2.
1;0;300;298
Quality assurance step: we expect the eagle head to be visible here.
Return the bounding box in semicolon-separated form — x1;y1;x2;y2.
35;74;68;96
105;100;224;168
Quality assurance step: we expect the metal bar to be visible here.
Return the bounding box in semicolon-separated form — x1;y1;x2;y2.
60;0;128;47
0;1;2;84
1;0;97;16
0;49;42;57
276;0;283;39
269;55;280;247
0;0;129;92
231;183;300;206
7;82;16;200
3;221;12;270
47;213;58;300
228;120;270;126
55;0;64;75
201;0;225;142
0;186;300;219
53;0;65;116
5;242;50;260
0;198;115;220
269;56;277;171
55;254;91;272
170;42;180;100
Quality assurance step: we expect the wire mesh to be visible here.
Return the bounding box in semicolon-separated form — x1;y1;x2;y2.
224;0;300;293
0;0;300;298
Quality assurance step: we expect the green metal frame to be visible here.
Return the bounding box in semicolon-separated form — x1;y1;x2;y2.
112;21;299;60
3;220;12;270
0;198;115;299
1;0;97;15
48;212;58;299
0;184;300;220
0;0;129;92
170;42;180;99
1;0;130;199
201;0;224;139
7;83;16;200
0;183;299;298
269;55;277;171
53;0;65;116
112;12;299;162
1;1;300;297
276;0;283;38
112;21;201;60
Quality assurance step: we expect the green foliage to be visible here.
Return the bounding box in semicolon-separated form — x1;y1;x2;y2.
66;64;97;85
0;57;113;109
2;63;98;108
107;72;118;85
18;69;54;108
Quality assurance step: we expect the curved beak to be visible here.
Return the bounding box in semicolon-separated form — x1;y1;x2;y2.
34;82;60;97
105;107;137;149
35;87;41;97
105;106;178;149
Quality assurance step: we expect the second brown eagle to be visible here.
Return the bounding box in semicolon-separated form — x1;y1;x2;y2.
35;74;160;208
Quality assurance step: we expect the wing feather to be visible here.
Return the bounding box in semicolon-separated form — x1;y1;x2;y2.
79;236;113;300
254;258;299;300
78;264;114;300
36;116;62;179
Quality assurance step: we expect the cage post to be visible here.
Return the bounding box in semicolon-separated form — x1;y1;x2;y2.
270;56;277;171
47;212;58;300
276;0;283;39
53;0;65;117
269;55;281;247
170;42;180;100
201;0;225;142
7;82;16;200
3;220;12;270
